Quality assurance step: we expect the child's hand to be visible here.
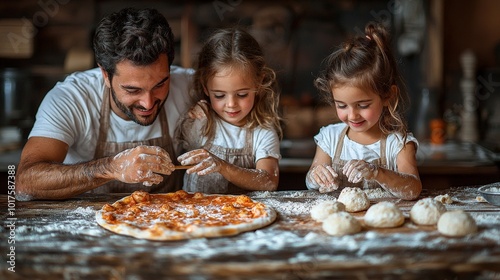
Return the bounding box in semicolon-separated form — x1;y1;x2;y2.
309;165;339;193
343;159;378;183
188;100;209;119
177;149;224;176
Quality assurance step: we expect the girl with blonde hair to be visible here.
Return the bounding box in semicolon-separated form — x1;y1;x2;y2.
177;28;282;194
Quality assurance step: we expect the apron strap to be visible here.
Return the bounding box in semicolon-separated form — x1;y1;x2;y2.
332;126;349;163
379;133;387;167
91;86;180;193
94;87;111;159
332;125;387;166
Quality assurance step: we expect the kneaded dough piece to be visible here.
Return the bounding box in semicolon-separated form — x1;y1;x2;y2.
434;194;453;204
437;210;477;237
476;196;487;202
322;211;362;236
310;200;346;222
364;201;405;228
337;187;370;212
410;197;447;225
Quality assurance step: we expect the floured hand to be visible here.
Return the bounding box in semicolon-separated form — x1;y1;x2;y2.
178;149;224;176
343;159;378;183
308;164;339;193
110;145;175;184
188;100;209;119
180;101;209;151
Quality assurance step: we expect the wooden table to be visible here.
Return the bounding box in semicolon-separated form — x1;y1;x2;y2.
1;187;500;279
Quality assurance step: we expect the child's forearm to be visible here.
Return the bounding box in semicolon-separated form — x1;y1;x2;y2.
221;163;278;191
372;168;422;200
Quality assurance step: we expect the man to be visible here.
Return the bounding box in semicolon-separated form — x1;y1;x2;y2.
16;8;194;200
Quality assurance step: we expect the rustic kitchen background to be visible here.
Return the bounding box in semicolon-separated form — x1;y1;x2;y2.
1;0;499;191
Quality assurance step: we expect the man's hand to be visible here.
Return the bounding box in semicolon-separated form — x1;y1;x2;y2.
343;159;378;183
110;145;175;185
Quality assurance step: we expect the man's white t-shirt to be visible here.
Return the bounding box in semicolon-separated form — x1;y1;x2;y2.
314;123;418;171
29;66;194;164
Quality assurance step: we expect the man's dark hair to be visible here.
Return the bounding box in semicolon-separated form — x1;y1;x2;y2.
93;8;175;77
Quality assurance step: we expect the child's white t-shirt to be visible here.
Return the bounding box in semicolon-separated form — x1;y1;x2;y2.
314;123;418;171
200;118;281;163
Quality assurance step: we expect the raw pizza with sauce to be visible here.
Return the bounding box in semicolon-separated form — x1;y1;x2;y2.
96;190;277;240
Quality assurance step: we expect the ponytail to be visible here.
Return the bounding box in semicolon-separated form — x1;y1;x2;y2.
314;22;409;138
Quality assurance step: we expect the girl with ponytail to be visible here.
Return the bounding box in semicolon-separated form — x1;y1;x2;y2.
306;22;422;201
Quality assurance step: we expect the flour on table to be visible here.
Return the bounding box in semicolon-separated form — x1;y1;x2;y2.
69;206;97;216
470;212;500;226
251;191;273;198
261;199;313;216
15;206;103;238
251;190;331;199
363;188;393;199
8;186;499;268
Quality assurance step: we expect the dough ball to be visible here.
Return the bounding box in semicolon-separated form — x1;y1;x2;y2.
410;198;447;225
364;201;404;228
476;196;487;203
437;210;477;237
337;187;370;212
310;200;346;222
434;194;453;204
322;211;362;236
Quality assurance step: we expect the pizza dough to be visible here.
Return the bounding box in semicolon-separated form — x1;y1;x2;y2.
410;197;447;225
322;211;362;236
337;187;370;212
310;199;346;222
96;190;277;240
364;201;404;228
437;210;477;237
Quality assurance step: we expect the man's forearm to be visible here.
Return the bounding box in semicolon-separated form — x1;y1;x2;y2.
16;157;114;201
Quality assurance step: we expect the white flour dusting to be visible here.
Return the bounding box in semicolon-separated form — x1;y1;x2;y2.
363;188;394;199
470;212;500;225
15;206;102;238
69;206;96;216
253;188;394;200
6;187;500;267
262;199;314;216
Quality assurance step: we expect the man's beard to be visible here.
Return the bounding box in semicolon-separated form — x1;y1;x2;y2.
110;87;165;126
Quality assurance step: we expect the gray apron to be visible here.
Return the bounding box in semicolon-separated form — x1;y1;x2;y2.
332;126;387;189
183;124;255;194
90;87;182;193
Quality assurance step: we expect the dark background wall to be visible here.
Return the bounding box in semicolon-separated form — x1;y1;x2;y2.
1;0;500;143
